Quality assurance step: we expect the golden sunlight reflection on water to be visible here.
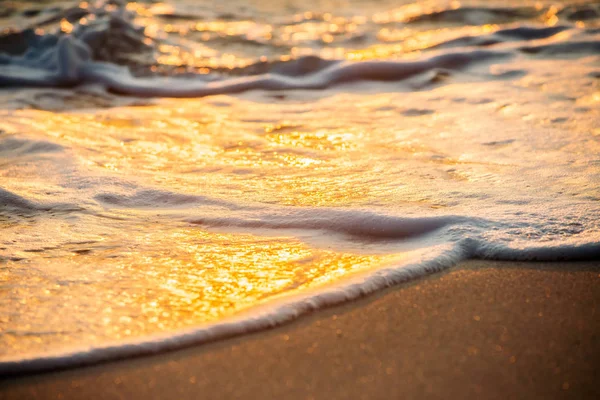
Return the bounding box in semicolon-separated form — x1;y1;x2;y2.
1;0;599;359
123;0;586;72
1;223;402;355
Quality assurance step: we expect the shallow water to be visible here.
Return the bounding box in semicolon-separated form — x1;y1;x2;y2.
0;0;599;372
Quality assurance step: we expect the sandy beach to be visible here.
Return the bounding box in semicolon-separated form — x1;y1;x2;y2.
1;260;598;400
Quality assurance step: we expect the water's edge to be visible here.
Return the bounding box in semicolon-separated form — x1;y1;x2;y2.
1;237;598;376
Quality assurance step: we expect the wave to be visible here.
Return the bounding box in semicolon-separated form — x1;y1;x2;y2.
403;4;600;25
2;0;599;376
1;231;597;375
403;6;541;25
2;29;597;98
1;1;598;99
94;189;250;210
519;40;600;56
0;2;151;66
189;210;481;240
0;33;509;96
0;187;81;214
429;25;570;50
559;5;599;21
0;187;45;212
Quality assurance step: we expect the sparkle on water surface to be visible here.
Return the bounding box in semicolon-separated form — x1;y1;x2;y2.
0;0;599;360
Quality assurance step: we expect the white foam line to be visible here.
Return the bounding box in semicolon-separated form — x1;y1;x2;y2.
189;211;480;239
0;242;463;375
1;237;598;376
473;239;600;262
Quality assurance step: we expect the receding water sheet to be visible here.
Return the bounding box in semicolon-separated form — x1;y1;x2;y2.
0;0;599;374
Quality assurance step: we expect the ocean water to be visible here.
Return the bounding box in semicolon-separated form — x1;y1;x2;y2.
0;0;599;373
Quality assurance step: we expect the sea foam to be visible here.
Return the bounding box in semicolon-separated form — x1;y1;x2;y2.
1;0;599;376
0;33;510;96
0;230;598;375
1;1;598;97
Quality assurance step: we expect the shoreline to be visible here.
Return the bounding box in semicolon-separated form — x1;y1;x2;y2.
1;260;599;399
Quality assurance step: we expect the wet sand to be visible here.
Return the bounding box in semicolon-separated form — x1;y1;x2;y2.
1;260;599;400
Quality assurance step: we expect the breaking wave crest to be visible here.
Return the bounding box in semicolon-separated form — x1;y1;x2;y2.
0;1;598;98
0;33;509;96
